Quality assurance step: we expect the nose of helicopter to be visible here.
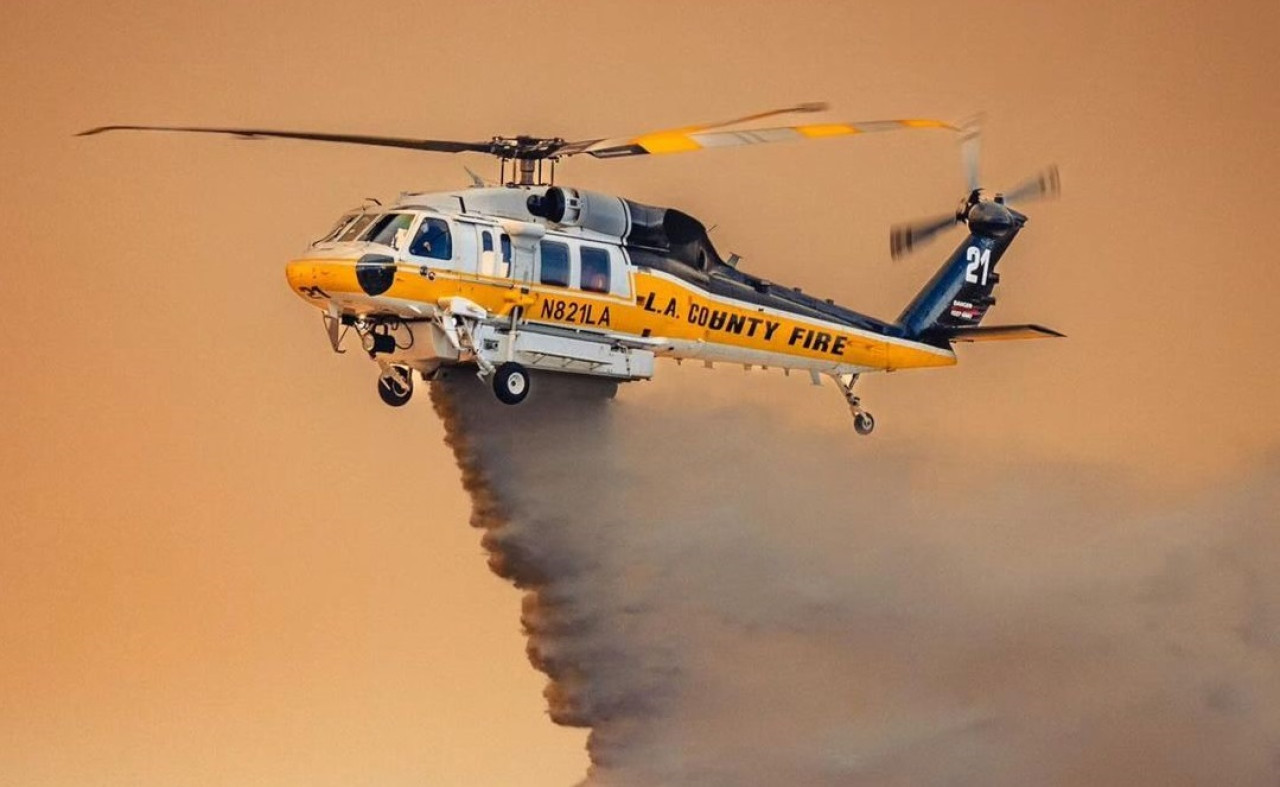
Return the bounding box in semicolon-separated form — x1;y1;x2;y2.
284;258;334;306
284;258;311;291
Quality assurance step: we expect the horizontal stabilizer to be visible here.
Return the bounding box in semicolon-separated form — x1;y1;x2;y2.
932;324;1065;343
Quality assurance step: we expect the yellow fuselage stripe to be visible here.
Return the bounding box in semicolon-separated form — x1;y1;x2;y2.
285;260;956;371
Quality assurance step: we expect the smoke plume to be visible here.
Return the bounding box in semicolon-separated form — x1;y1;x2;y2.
431;370;1280;786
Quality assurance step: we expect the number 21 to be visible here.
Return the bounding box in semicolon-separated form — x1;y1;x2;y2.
965;246;992;285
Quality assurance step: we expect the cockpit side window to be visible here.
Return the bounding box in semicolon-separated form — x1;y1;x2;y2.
364;213;415;250
338;213;377;242
409;217;453;260
539;240;570;287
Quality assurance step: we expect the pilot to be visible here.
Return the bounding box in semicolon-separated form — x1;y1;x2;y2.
586;271;608;292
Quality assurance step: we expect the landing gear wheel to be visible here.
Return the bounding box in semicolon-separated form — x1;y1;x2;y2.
492;362;530;405
854;411;876;436
377;367;413;407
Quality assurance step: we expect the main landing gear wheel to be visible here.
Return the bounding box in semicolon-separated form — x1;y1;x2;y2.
492;362;530;405
377;366;413;407
854;411;876;435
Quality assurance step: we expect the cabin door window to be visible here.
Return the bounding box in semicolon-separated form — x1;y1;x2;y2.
580;246;611;293
478;228;510;278
538;240;571;288
576;245;630;298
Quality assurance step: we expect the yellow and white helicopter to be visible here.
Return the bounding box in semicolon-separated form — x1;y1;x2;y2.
81;104;1061;434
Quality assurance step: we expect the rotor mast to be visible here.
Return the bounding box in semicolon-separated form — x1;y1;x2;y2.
491;135;564;187
505;154;553;187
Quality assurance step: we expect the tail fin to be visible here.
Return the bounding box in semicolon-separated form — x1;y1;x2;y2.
893;159;1062;344
896;198;1026;342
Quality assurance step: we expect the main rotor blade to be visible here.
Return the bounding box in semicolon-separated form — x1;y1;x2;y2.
554;102;831;157
1003;164;1061;204
890;213;960;260
565;115;957;159
692;101;832;132
77;125;494;155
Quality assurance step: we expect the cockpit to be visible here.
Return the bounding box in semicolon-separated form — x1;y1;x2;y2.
317;210;453;260
309;208;519;282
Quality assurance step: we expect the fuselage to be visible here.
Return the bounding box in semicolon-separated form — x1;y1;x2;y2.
284;186;956;379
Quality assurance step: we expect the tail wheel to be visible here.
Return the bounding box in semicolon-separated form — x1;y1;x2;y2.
854;411;876;436
492;362;530;405
377;367;413;407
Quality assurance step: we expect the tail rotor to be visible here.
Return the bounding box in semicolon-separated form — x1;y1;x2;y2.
960;113;983;193
1002;165;1061;205
890;115;1058;260
889;213;965;259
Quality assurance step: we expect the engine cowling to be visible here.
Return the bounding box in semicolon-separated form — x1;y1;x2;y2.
528;185;723;272
528;187;629;237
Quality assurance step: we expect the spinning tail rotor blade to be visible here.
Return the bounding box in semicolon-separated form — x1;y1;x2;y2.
76;125;495;155
890;213;961;260
960;114;983;193
1003;164;1061;204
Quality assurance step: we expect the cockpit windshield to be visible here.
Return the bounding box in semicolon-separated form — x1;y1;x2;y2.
318;212;359;243
315;211;451;258
337;213;378;242
363;213;416;250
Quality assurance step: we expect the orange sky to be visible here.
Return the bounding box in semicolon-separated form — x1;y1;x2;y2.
2;0;1278;784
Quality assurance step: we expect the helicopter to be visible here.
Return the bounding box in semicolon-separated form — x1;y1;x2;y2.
79;103;1061;435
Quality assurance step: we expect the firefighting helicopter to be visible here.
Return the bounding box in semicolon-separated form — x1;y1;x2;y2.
79;103;1061;434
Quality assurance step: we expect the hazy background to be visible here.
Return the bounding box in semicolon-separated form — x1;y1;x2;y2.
2;0;1278;784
